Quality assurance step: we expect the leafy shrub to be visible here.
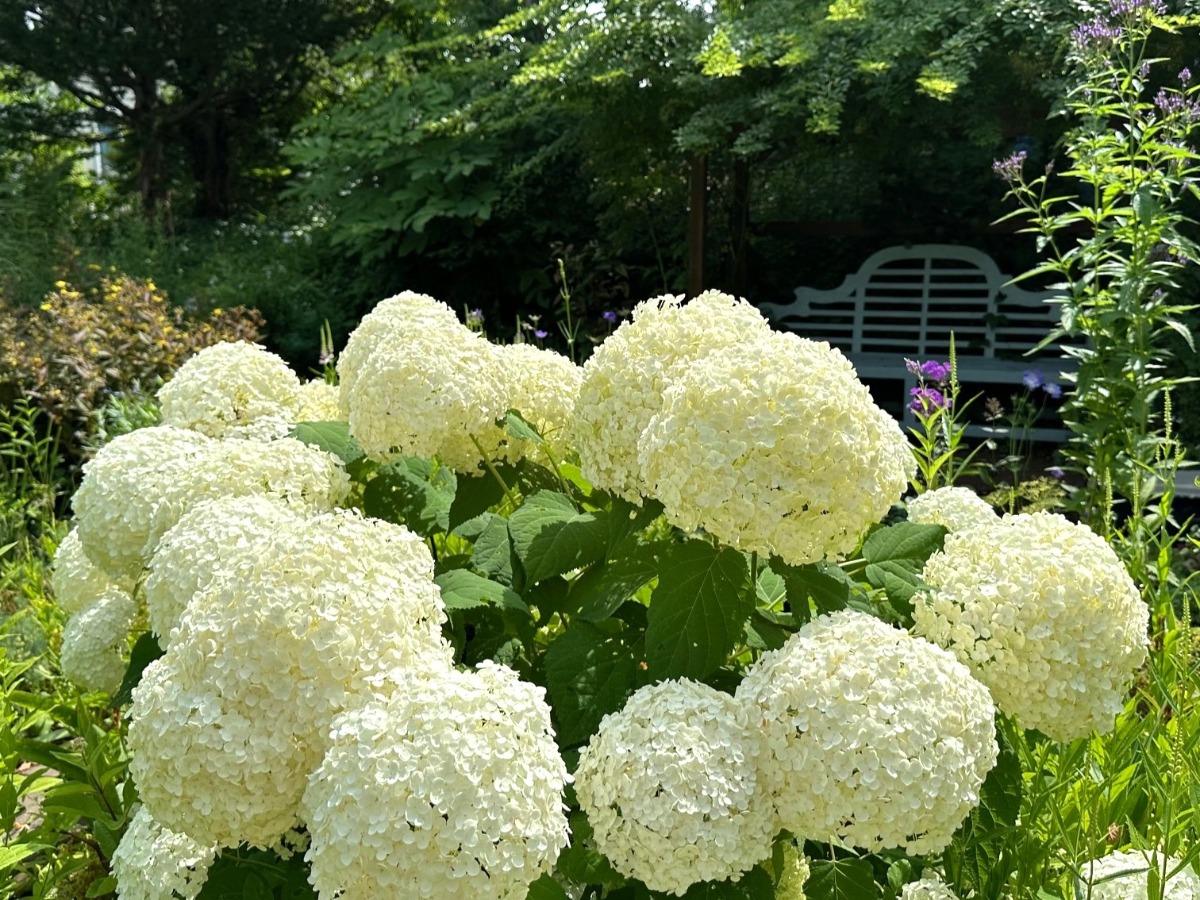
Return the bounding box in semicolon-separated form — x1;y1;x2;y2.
0;273;263;455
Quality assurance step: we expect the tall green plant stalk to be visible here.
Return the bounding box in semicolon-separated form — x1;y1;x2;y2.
995;0;1200;529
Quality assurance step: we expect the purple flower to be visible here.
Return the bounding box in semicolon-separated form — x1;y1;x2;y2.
992;151;1028;183
465;307;485;328
909;387;951;414
1181;67;1193;87
602;310;619;324
919;360;952;383
1048;466;1066;480
1022;370;1044;391
1069;16;1123;51
534;328;549;339
1043;382;1062;399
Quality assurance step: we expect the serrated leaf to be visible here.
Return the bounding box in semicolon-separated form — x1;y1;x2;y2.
864;560;921;616
677;866;775;898
468;513;518;586
862;522;946;568
362;456;456;534
744;607;790;651
435;570;529;613
556;811;626;887
573;545;658;622
113;631;165;707
806;857;878;900
756;565;786;607
288;421;362;467
775;561;851;619
525;873;569;900
448;467;511;531
544;621;649;747
503;409;545;445
605;497;664;557
645;541;752;680
508;491;607;584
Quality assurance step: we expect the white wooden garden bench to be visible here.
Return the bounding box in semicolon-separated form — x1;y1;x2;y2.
759;244;1079;440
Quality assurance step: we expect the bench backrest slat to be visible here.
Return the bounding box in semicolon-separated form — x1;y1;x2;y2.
760;243;1065;360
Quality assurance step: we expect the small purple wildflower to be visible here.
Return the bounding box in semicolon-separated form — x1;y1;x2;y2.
1022;369;1044;391
1138;59;1152;79
1109;0;1166;15
1181;67;1193;87
465;307;485;329
909;386;951;414
534;328;549;339
1070;16;1123;51
602;310;619;324
992;151;1027;183
1047;466;1066;480
1043;382;1063;399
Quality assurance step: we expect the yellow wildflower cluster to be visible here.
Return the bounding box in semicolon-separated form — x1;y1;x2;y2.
0;275;263;453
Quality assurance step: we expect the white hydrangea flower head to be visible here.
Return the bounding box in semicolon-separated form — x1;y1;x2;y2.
737;610;997;854
639;330;914;564
222;414;295;443
572;290;771;502
128;510;453;848
1080;850;1200;900
144;495;304;648
347;323;506;470
158;341;303;438
302;661;570;900
776;841;811;900
337;291;463;417
214;436;351;513
51;528;135;615
71;426;215;580
906;486;997;533
112;805;216;900
493;343;583;463
901;873;963;900
574;678;776;896
71;428;349;581
59;587;135;694
912;512;1149;742
296;379;342;422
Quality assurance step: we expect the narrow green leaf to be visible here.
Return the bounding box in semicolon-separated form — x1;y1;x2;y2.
645;541;752;680
0;842;50;874
434;570;529;614
86;875;118;897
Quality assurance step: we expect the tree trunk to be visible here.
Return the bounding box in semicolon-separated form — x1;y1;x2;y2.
185;112;233;219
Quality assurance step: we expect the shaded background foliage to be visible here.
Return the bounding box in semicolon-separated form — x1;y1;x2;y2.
0;0;1197;368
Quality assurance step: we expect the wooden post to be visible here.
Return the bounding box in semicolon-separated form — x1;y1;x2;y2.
687;154;707;297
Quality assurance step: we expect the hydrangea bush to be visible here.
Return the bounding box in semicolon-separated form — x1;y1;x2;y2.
42;285;1171;900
